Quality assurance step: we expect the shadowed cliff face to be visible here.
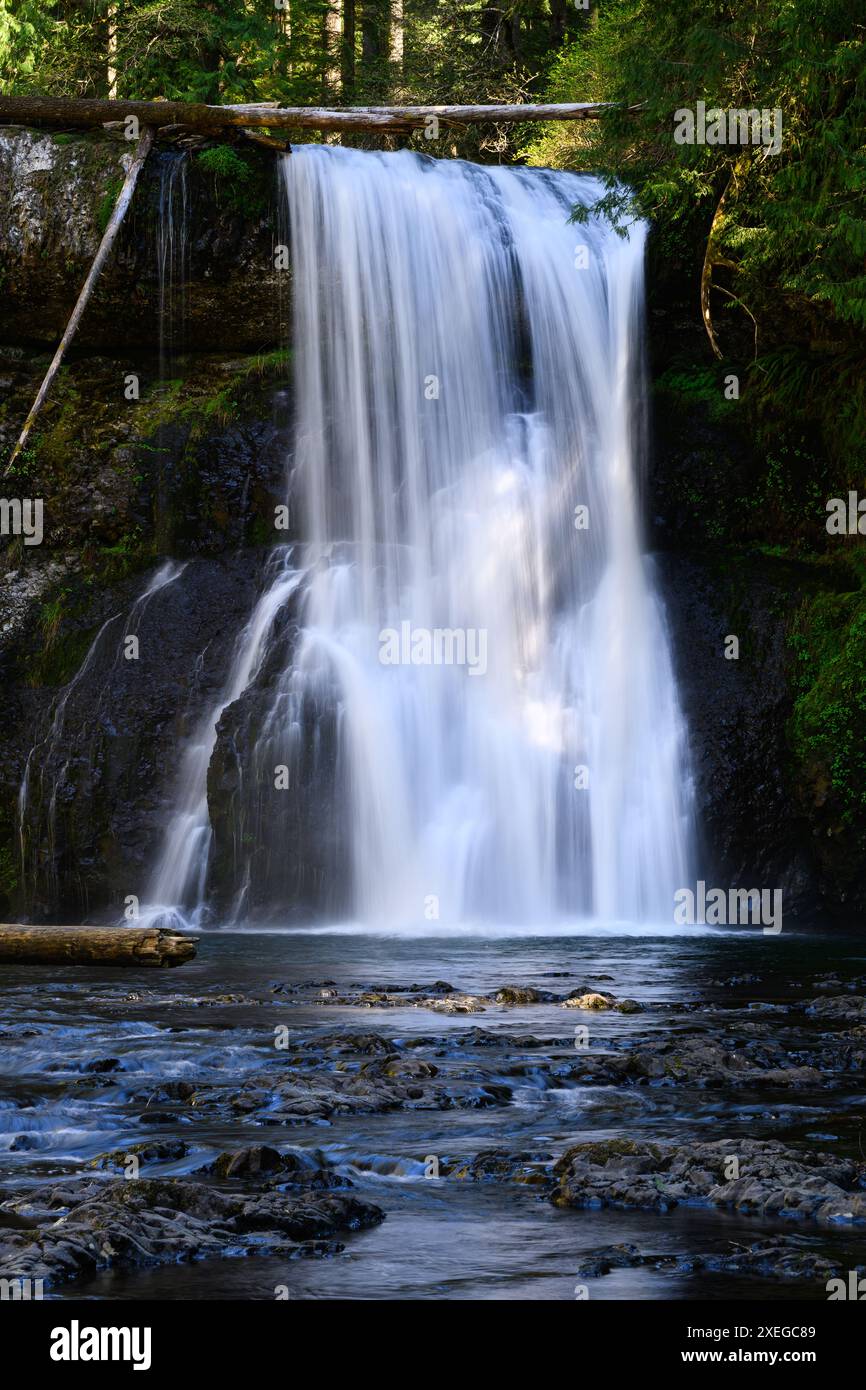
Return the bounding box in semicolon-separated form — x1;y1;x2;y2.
206;628;347;925
0;348;291;922
0;128;286;352
14;555;265;921
646;303;866;927
656;553;832;925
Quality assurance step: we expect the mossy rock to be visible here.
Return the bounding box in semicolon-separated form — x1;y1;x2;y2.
554;1139;662;1177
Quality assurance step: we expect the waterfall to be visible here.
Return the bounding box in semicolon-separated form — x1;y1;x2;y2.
146;145;695;930
156;151;189;376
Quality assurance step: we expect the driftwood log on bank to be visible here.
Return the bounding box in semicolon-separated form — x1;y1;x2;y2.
0;925;197;967
5;124;155;475
0;95;630;136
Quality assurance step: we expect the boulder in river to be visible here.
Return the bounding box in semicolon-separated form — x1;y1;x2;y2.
0;1177;384;1289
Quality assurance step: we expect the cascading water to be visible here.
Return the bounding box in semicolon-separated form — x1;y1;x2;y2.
156;151;189;375
145;145;694;930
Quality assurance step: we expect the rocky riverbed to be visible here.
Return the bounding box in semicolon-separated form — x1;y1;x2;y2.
2;927;866;1300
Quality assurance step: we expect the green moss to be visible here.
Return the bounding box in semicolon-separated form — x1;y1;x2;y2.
195;145;265;216
96;528;154;584
241;348;291;378
97;174;124;234
137;351;291;449
25;527;156;686
554;1138;660;1177
30;618;98;688
654;364;739;425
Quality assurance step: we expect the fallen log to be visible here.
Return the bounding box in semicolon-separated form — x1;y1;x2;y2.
0;94;630;136
5;124;154;475
0;924;197;967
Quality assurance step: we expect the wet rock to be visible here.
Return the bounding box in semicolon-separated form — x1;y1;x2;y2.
451;1028;549;1050
193;993;262;1007
0;1208;40;1234
188;1028;527;1125
466;1083;513;1107
302;1032;397;1056
558;1034;834;1090
196;1145;347;1189
442;1149;553;1184
574;1235;858;1283
812;973;866;993
88;1139;190;1171
574;1242;648;1277
421;994;491;1014
562;992;615;1010
806;995;866;1024
0;130;283;351
4;550;267;922
0;1177;384;1289
129;1080;197;1104
207;1145;285;1179
553;1137;866;1224
364;1057;439;1080
204;567;346;925
354;992;406;1008
656;552;832;922
495;986;548;1005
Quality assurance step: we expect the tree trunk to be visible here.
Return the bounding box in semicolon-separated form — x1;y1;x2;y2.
361;1;383;66
389;0;403;71
0;925;197;968
6;125;154;474
323;0;342;99
342;0;356;97
482;6;513;57
107;4;118;98
0;95;625;136
549;0;568;47
700;156;750;359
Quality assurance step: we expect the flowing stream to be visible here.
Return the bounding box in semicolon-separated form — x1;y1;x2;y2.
145;146;694;930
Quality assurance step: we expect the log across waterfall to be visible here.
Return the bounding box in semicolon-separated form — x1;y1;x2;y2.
0;95;633;135
142;146;695;931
